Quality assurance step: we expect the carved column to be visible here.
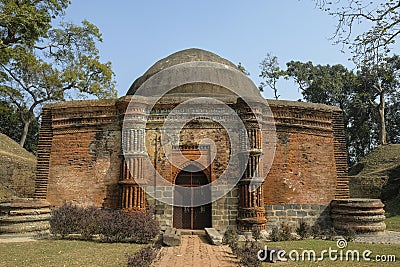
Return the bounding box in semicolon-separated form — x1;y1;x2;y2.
237;104;266;232
119;101;147;211
119;147;146;211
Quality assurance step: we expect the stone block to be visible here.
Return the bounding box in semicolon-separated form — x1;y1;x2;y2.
297;211;308;217
162;227;181;247
287;210;297;216
265;205;273;211
205;228;223;245
162;191;172;198
275;211;286;217
229;210;238;216
301;204;312;210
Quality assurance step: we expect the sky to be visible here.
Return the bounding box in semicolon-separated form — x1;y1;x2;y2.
63;0;356;100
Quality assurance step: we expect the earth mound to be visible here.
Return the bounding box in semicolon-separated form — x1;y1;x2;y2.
349;144;400;216
0;134;36;201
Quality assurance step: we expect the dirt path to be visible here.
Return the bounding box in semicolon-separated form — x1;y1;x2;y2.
153;234;239;267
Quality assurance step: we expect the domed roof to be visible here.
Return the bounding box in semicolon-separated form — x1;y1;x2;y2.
127;48;239;95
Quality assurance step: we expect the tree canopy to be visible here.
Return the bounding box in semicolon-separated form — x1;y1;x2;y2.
0;0;116;148
315;0;400;65
0;0;70;49
259;53;282;100
259;56;400;164
314;0;400;146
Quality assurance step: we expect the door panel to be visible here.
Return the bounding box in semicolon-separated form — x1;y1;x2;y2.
173;169;211;229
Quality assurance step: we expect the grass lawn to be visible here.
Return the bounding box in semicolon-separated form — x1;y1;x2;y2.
0;240;144;267
260;240;400;266
386;215;400;232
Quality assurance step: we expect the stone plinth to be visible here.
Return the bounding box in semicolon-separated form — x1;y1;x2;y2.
162;227;181;246
331;198;386;233
0;198;51;234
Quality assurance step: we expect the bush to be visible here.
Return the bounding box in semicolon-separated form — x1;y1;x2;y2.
252;226;262;241
128;207;160;243
296;220;311;240
342;228;356;242
235;241;262;267
269;222;293;242
79;206;103;240
99;208;160;243
222;228;238;246
99;209;131;242
269;226;280;242
311;223;322;238
328;227;337;241
49;203;82;238
126;245;159;267
50;203;160;243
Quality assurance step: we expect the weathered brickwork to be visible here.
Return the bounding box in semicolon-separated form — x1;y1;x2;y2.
37;100;122;208
264;101;343;206
33;49;349;232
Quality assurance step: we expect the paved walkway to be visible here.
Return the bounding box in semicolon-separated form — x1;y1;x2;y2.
153;234;239;267
354;231;400;244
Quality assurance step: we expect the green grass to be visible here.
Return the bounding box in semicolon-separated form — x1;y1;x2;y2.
261;240;400;266
0;240;144;267
386;215;400;232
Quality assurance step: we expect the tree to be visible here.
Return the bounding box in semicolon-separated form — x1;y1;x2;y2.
0;0;70;49
315;0;400;65
280;60;369;163
350;55;400;145
280;58;400;163
315;0;400;145
237;62;250;76
284;61;355;109
0;1;116;147
259;53;282;99
0;100;38;154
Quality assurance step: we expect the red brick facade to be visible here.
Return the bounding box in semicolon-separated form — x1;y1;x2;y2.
34;49;349;232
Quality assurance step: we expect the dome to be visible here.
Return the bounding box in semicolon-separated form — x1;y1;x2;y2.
126;48;239;95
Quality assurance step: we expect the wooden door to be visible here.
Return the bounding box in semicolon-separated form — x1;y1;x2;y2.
173;170;211;229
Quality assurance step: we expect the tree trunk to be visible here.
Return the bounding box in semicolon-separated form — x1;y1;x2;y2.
19;117;31;147
378;88;386;145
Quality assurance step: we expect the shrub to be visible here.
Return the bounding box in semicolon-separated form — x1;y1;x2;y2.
269;226;280;242
100;208;160;243
296;220;311;240
252;226;262;241
78;206;103;240
50;203;160;243
235;241;262;267
222;228;238;246
342;228;356;242
311;223;322;238
49;203;82;238
99;209;131;242
328;226;337;241
269;222;293;242
126;245;159;267
127;208;160;244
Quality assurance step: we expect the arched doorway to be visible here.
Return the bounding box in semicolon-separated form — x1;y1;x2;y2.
173;168;212;229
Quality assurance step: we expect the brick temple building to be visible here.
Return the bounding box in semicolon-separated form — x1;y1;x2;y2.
33;49;349;232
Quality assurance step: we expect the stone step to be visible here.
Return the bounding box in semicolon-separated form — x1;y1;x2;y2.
204;228;222;245
162;227;181;247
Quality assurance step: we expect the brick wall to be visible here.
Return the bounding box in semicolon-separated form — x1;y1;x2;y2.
41;100;121;208
35;97;348;232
